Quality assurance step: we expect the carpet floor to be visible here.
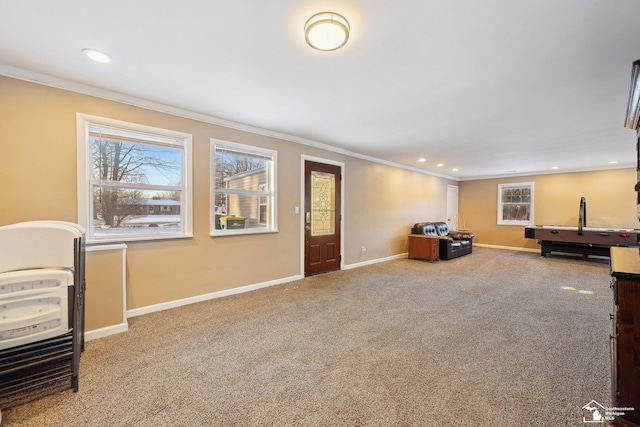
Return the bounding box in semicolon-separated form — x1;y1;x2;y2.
0;248;613;426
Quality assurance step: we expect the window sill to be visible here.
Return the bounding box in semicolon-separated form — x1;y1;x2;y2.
87;233;193;244
210;229;278;237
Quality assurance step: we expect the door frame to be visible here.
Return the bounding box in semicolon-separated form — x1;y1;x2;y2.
446;184;459;230
300;155;345;276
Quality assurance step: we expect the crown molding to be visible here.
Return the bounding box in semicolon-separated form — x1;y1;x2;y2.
0;63;458;182
459;163;635;181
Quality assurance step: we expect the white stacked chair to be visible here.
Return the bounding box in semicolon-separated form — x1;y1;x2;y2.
0;221;85;412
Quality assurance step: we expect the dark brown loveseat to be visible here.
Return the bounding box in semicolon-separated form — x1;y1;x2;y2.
411;222;474;260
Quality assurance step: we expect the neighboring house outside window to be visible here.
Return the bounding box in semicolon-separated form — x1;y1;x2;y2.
77;114;193;243
258;184;268;225
497;182;534;225
211;139;277;235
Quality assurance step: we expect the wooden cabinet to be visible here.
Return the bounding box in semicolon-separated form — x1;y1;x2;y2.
624;60;640;217
408;235;439;262
610;247;640;427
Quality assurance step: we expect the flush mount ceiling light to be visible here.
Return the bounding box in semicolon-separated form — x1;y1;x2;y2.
304;12;350;51
82;48;112;64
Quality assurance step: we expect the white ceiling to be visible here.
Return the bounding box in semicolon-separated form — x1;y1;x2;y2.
1;0;639;180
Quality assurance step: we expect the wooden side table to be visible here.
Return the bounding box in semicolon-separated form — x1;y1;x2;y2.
408;235;439;262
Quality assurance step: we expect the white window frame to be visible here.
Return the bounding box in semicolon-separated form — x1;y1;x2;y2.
77;113;193;243
210;139;277;236
497;182;534;226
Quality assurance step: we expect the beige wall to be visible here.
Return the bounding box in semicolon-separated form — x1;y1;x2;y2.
85;247;126;331
344;159;452;260
0;76;455;325
459;169;639;250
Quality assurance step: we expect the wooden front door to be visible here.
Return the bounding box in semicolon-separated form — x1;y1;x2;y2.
304;161;341;276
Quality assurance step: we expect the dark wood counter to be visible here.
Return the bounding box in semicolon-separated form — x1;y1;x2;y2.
610;247;640;427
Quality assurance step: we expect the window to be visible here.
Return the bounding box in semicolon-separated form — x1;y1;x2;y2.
211;139;277;235
498;182;534;225
311;171;336;236
77;114;192;243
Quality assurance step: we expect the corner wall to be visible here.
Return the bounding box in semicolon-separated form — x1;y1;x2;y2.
459;169;638;250
0;76;455;330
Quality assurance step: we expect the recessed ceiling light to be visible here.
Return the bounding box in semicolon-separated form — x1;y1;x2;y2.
418;158;426;163
452;168;459;172
608;160;618;164
82;48;112;64
551;166;559;170
304;12;350;51
436;163;444;167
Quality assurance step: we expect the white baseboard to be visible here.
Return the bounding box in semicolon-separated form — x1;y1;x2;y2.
85;322;129;341
343;253;408;270
88;247;540;341
126;274;304;319
125;254;410;321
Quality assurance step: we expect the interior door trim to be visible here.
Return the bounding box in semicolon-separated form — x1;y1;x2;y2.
300;155;345;277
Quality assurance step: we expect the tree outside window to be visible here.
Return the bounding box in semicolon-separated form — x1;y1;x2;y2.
498;183;534;225
210;140;276;235
77;114;192;242
92;138;181;227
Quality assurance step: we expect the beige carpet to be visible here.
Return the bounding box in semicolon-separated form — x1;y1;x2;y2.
1;248;612;426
